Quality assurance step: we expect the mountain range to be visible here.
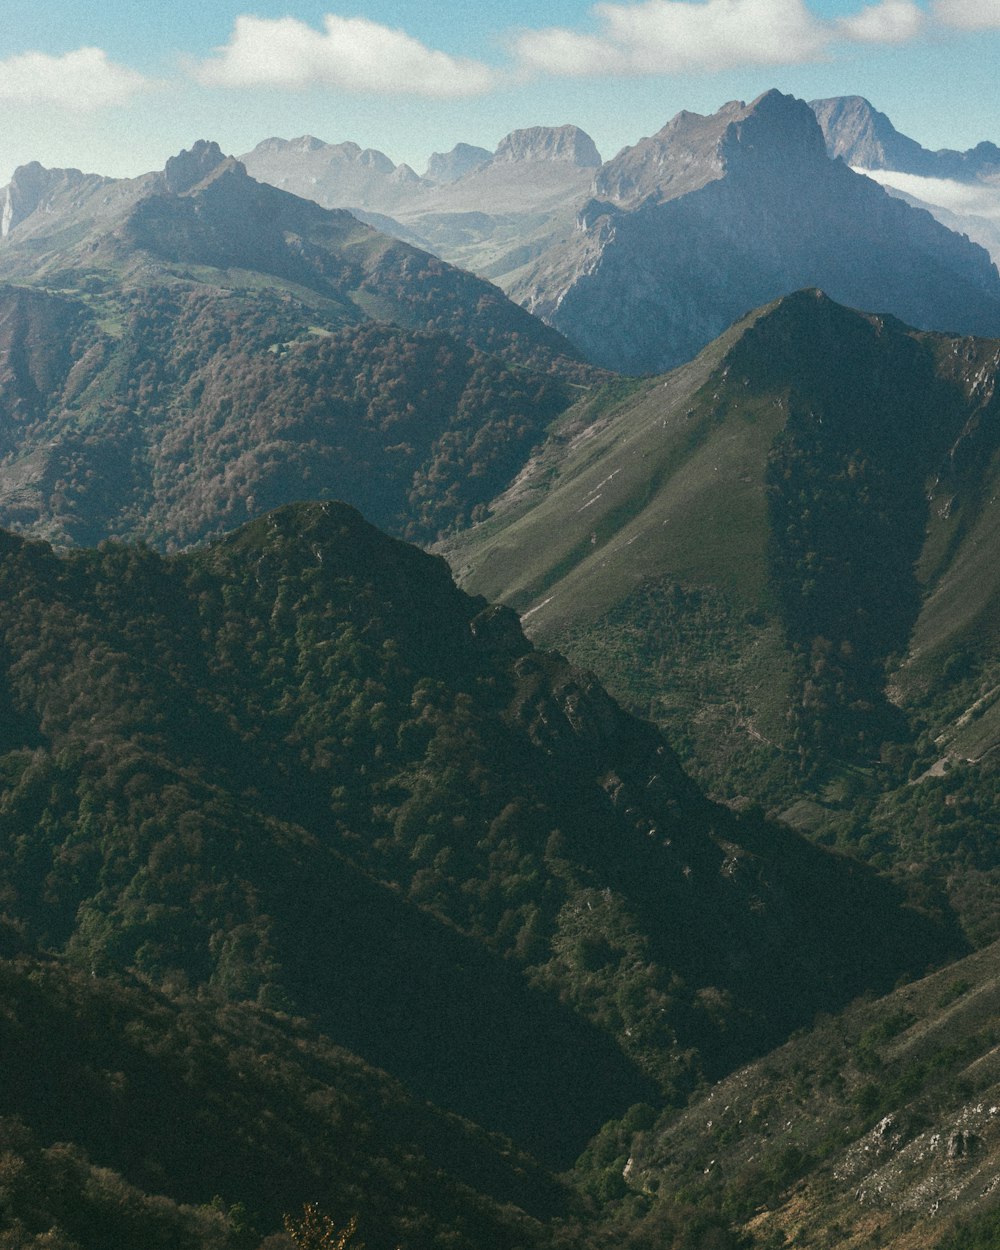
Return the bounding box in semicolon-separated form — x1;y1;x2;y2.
235;89;1000;374
811;94;1000;268
0;140;590;549
4;87;1000;1250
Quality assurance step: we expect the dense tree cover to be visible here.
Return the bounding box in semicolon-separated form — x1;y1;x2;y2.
0;498;974;1249
0;283;575;550
0;954;569;1250
0;503;959;1164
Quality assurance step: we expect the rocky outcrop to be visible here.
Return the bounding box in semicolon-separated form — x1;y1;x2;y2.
1;162;88;238
163;140;234;194
812;95;1000;182
493;125;601;167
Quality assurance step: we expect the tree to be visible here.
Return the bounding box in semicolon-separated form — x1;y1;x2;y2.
282;1206;364;1250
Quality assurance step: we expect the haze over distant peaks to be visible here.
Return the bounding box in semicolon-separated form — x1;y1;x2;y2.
509;88;1000;372
811;95;1000;182
493;125;602;167
425;142;492;183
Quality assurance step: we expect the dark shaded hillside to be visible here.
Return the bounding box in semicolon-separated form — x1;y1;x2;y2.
0;954;566;1250
0;503;960;1162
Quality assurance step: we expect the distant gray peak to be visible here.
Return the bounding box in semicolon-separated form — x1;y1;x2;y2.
424;143;492;183
391;163;421;185
2;162;90;238
810;96;1000;182
357;148;396;173
164;141;239;194
493;126;602;168
595;89;824;207
250;135;327;155
809;96;922;171
289;135;327;153
245;136;398;172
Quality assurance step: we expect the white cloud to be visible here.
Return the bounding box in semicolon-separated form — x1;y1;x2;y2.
838;0;924;43
512;0;975;78
515;28;628;76
932;0;1000;28
0;47;147;110
515;0;828;75
856;167;1000;220
196;14;496;97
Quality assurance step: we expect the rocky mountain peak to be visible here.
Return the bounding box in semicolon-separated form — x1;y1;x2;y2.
163;140;240;194
811;96;1000;183
594;89;827;207
810;95;924;171
493;125;601;167
720;89;828;171
248;136;327;156
2;162;88;238
425;143;492;183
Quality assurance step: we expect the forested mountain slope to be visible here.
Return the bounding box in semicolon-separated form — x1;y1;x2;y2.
0;502;959;1170
443;288;1000;938
0;143;589;550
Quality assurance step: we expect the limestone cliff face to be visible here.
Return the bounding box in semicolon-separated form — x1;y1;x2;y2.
511;90;1000;373
2;162;89;238
492;125;602;168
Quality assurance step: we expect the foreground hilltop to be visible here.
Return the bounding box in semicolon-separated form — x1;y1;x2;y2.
0;499;958;1144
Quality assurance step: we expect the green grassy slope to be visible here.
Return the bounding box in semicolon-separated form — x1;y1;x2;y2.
443;292;1000;798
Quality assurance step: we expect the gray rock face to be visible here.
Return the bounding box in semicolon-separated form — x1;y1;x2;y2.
425;143;492;183
240;125;602;289
492;125;601;168
811;96;1000;182
595;89;825;208
510;89;1000;373
163;140;233;194
240;136;423;210
2;162;88;238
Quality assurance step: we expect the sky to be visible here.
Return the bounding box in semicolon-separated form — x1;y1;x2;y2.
1;0;999;185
